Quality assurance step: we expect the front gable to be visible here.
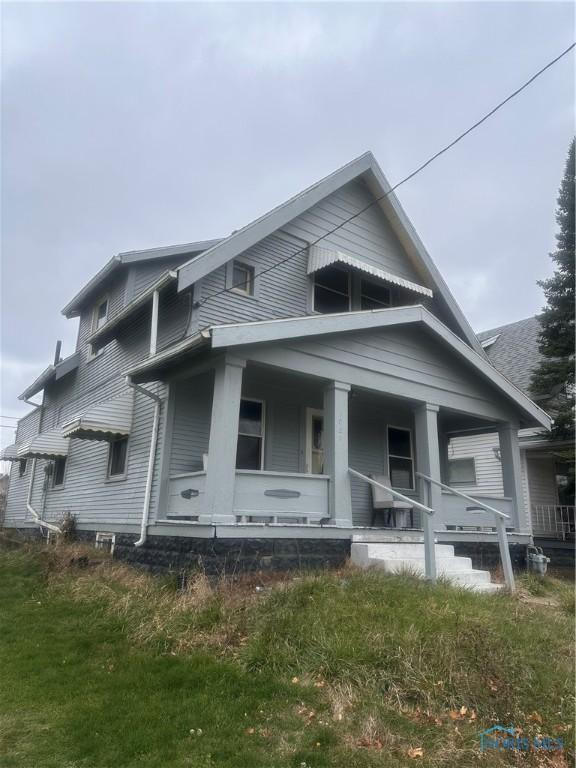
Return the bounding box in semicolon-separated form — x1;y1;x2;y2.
179;152;482;353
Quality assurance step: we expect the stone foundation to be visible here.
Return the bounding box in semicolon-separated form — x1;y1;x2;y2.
76;531;351;575
452;541;527;571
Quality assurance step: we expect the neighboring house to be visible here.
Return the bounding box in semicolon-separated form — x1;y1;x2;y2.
0;474;8;526
449;316;574;556
2;152;550;573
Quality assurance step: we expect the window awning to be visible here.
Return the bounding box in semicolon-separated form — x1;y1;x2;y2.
1;444;19;461
62;392;133;441
307;246;433;298
18;431;69;459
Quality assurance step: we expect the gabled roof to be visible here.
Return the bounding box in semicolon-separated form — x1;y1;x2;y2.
176;152;483;354
125;305;550;430
18;351;81;402
478;316;542;394
61;238;222;318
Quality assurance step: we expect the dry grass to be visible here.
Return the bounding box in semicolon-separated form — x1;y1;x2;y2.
1;539;574;768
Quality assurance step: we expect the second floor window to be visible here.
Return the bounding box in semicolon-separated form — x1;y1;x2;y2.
18;459;27;478
313;266;351;313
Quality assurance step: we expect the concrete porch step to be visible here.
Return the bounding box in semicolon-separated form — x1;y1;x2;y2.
351;541;502;592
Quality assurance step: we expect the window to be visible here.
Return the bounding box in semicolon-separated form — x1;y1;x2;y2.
360;279;391;310
448;458;476;486
52;457;66;488
18;459;27;478
92;298;109;331
313;266;350;313
107;437;128;479
231;262;255;296
236;399;264;470
387;427;414;490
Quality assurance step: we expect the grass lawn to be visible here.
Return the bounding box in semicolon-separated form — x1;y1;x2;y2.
0;540;573;767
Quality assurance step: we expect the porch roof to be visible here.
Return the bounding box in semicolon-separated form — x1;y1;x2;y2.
124;305;551;430
18;351;81;402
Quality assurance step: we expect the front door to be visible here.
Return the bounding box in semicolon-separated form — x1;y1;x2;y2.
305;408;324;474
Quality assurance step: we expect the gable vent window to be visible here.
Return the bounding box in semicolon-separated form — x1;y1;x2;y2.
360;279;391;310
231;262;255;296
448;458;476;486
313;266;351;314
107;437;129;479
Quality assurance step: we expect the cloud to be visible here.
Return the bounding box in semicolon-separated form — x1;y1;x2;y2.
202;6;379;69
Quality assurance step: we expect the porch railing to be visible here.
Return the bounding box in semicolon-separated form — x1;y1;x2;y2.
348;468;437;583
416;472;515;591
531;504;575;540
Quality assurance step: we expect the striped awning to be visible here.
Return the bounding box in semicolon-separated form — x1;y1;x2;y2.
18;430;69;459
62;392;133;442
1;444;19;461
307;246;433;298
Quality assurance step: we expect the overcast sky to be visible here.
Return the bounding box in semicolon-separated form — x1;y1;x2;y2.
1;1;574;451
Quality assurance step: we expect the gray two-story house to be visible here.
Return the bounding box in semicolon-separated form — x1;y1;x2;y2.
3;153;550;582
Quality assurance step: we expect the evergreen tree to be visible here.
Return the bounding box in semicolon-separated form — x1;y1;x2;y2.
530;138;575;444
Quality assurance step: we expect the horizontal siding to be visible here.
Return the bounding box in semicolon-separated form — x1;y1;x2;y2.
4;409;42;526
448;433;504;497
526;456;558;507
195;178;454;336
169;373;214;475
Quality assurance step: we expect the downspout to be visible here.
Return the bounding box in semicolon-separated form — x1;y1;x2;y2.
26;457;61;533
126;377;162;548
150;289;159;356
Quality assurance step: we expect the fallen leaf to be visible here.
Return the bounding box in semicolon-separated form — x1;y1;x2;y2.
245;727;255;735
291;676;299;684
528;711;543;724
449;710;461;721
407;746;424;758
459;706;468;716
469;710;477;722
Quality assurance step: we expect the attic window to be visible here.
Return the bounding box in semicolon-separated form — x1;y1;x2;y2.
313;266;351;313
231;262;255;296
360;279;391;310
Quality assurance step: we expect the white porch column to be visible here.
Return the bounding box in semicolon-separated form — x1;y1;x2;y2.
201;355;246;525
323;381;352;527
498;423;524;530
414;403;441;581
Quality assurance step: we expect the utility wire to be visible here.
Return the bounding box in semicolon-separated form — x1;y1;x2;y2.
196;42;575;309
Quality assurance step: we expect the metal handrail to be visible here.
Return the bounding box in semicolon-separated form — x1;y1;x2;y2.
348;468;434;515
415;472;510;520
349;467;437;582
416;471;515;592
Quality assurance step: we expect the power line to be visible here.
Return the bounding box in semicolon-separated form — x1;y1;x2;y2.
196;42;575;310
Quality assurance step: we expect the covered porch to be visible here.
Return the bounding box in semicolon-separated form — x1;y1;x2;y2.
156;361;523;535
